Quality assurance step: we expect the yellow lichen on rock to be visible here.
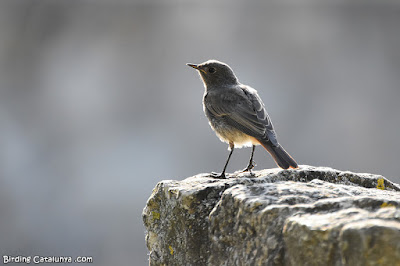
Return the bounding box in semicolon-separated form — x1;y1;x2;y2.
377;178;385;190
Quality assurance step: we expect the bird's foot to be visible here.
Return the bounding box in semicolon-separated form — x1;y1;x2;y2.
241;161;256;172
210;172;227;179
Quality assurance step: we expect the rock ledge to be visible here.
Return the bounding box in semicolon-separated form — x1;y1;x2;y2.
142;165;400;266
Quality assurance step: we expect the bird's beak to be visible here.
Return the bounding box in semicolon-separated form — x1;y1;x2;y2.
187;63;198;69
187;63;207;74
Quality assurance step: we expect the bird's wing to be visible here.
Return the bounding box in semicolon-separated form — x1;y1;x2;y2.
205;85;279;146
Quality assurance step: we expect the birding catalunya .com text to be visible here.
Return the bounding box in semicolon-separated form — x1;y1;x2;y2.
3;255;93;264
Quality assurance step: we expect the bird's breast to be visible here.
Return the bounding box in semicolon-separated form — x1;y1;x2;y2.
207;116;259;148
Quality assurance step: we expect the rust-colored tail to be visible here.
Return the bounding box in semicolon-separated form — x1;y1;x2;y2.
259;141;298;169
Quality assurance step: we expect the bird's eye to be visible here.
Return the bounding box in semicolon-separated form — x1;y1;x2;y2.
208;67;216;74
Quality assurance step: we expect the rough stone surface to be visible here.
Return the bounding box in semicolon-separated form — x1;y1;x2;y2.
142;165;400;266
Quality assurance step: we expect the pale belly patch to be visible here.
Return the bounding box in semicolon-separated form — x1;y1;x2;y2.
209;121;260;148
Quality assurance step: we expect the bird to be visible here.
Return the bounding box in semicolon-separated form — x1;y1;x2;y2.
187;59;298;178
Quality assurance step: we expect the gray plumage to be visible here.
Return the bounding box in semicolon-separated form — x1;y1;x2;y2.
187;60;297;178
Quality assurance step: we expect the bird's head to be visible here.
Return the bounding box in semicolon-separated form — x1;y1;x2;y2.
187;60;239;88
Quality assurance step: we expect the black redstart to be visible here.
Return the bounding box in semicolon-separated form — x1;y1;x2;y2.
187;59;298;178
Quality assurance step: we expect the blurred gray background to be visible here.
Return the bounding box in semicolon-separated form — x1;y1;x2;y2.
1;0;399;265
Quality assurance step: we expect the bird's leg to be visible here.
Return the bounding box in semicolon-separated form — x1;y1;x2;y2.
211;142;234;179
242;145;256;173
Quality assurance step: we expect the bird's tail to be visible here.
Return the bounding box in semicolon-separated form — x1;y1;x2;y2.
259;141;298;169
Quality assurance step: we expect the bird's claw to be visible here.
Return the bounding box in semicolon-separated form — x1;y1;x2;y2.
210;172;227;179
242;161;256;172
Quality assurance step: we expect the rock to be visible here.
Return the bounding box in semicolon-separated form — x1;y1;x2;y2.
339;217;400;266
142;165;400;266
283;207;400;266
